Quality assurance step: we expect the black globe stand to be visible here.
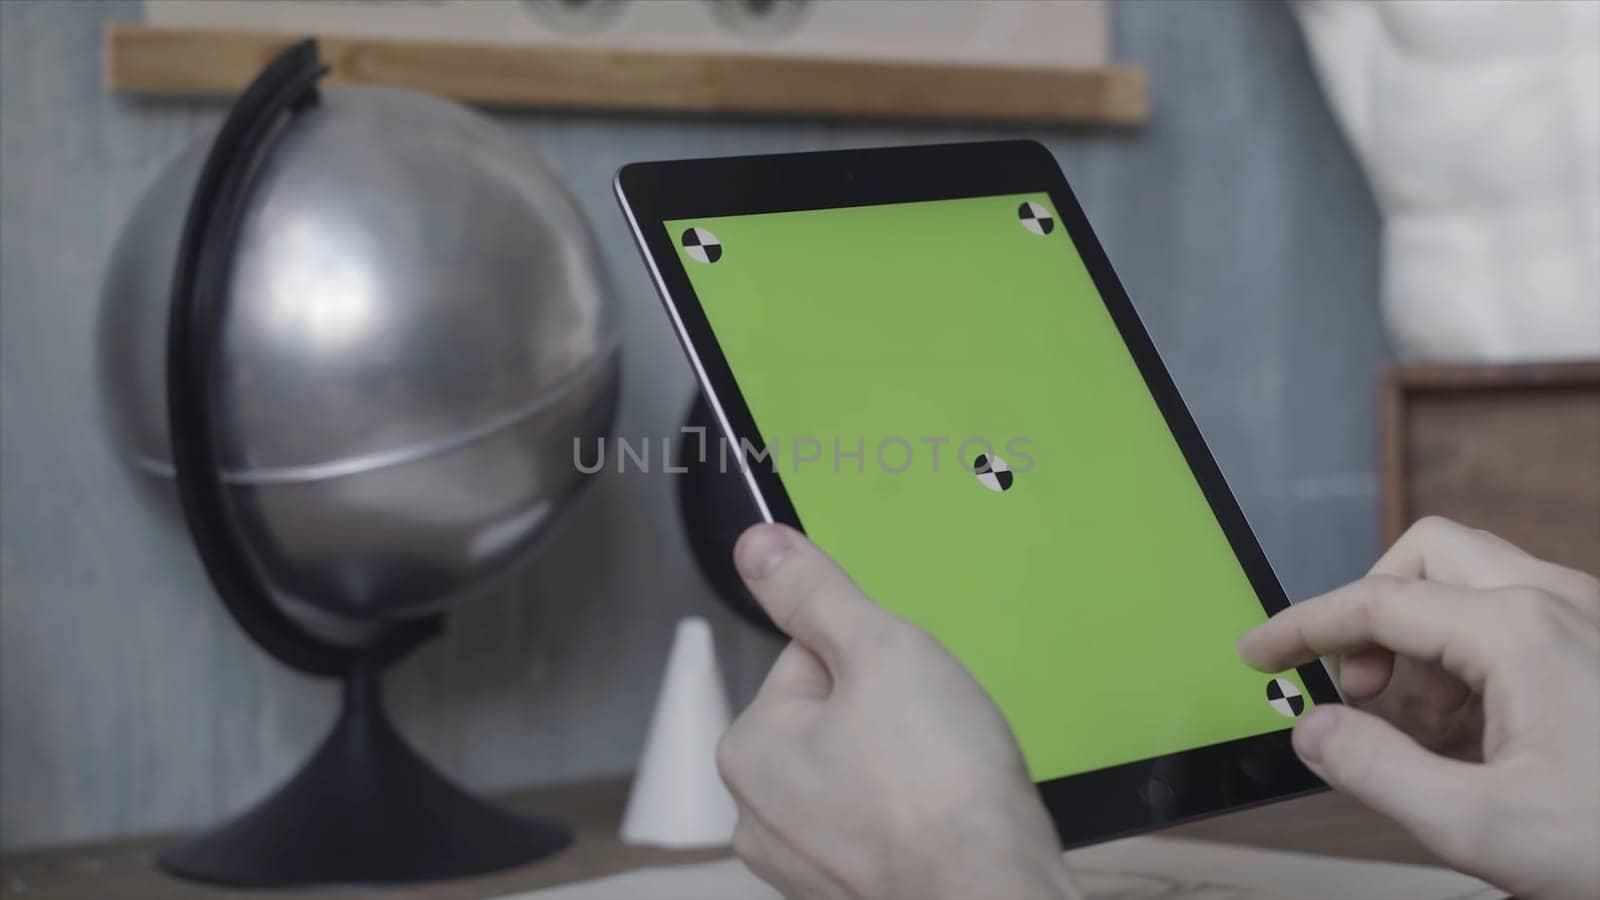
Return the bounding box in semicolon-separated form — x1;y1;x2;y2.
157;660;572;886
158;40;573;886
676;393;783;637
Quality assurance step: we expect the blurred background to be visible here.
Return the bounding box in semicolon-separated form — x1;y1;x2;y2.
0;0;1592;867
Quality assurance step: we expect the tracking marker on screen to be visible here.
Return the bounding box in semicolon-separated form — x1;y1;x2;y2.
1018;201;1054;236
1266;678;1305;718
973;454;1015;492
681;227;723;263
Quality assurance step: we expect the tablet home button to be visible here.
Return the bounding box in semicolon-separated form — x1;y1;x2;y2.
1138;776;1176;811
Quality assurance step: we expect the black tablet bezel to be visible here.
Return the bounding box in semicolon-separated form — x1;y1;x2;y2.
616;140;1341;847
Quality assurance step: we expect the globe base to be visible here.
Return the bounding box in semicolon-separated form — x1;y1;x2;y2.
157;661;571;886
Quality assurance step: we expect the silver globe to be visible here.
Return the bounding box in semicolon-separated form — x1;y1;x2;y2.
99;86;621;647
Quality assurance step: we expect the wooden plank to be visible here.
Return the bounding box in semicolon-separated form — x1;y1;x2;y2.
0;777;1442;899
1389;361;1600;391
1160;789;1441;869
102;23;1149;125
0;779;727;900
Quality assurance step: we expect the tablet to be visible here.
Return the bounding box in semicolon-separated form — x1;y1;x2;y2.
615;141;1340;846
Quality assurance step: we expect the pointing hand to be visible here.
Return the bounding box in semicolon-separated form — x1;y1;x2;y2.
1238;518;1600;900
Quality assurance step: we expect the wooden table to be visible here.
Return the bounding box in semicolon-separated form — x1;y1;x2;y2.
0;778;1440;899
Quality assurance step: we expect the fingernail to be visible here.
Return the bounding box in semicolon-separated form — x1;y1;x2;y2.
736;525;792;581
1293;706;1338;764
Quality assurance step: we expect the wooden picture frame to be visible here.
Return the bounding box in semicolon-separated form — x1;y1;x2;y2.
1379;361;1600;574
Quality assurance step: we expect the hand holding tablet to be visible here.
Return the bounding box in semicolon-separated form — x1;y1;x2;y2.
720;524;1083;900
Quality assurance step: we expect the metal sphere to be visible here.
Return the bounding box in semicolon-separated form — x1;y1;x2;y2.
98;86;621;647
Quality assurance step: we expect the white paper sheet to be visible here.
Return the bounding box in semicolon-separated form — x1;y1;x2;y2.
495;836;1501;900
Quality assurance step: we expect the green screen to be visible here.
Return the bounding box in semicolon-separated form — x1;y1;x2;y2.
667;194;1310;781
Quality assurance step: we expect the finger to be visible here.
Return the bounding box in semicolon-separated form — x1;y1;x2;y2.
1292;705;1485;862
716;700;814;822
732;810;850;900
730;816;785;894
750;640;831;707
1237;576;1502;690
1335;646;1395;700
1376;517;1599;615
734;524;893;672
1358;656;1483;760
715;715;758;807
717;683;827;811
731;814;803;899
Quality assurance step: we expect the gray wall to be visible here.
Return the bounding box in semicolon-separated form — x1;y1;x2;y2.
0;0;1387;849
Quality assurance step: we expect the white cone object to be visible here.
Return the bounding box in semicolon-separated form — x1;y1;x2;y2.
619;616;738;848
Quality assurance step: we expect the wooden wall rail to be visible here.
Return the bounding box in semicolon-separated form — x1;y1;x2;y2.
103;23;1149;125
